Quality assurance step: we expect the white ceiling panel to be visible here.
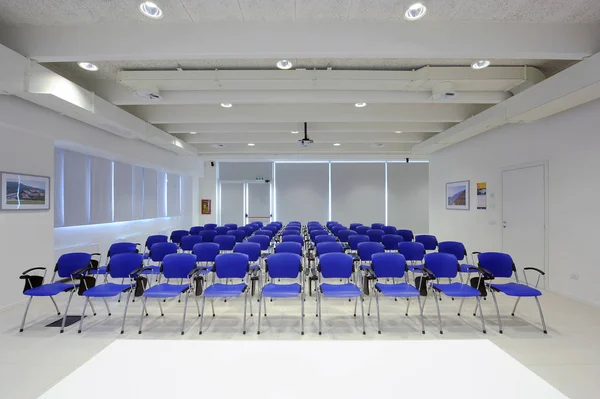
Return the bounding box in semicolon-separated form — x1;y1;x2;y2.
237;0;296;21
296;0;354;19
181;0;244;21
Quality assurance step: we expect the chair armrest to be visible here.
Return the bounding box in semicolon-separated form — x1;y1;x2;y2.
21;267;46;275
412;266;434;278
468;266;494;279
188;268;201;278
471;251;481;255
71;267;93;278
130;267;154;278
524;267;545;276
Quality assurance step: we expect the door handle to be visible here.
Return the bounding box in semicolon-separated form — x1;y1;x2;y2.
502;221;507;228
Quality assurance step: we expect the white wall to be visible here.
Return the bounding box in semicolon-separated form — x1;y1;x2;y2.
198;161;217;225
429;98;600;307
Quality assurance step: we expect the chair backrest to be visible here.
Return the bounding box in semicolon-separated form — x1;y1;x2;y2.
316;242;344;256
108;242;138;257
255;229;274;238
189;226;204;235
382;225;397;234
224;223;238;230
215;226;230;235
266;253;302;279
366;229;385;243
275;242;303;255
349;223;363;231
199;230;218;242
438;241;467;261
214;235;236;251
371;223;385;230
395;229;414;242
204;223;217;230
145;235;168;251
382;234;404;250
170;230;189;244
245;224;258;232
338;229;357;243
162;253;197;279
108;253;144;279
348;234;370;250
357;241;385;261
233;242;261;262
240;226;254;237
264;225;279;234
193;243;220;263
248;234;271;250
372;252;406;279
180;235;204;251
149;242;179;262
355;226;370;235
56;252;93;278
227;229;246;243
315;235;337;244
415;235;439;251
214;253;249;279
424;252;459;279
319;253;354;279
252;221;264;228
398;242;425;262
282;235;304;245
281;229;301;236
477;252;515;278
326;221;339;229
331;225;347;236
310;229;329;241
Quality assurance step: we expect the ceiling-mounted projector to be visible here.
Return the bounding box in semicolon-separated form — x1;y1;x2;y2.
298;122;314;147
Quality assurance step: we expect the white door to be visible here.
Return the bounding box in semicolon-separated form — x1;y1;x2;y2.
247;182;272;225
220;182;245;226
502;165;546;288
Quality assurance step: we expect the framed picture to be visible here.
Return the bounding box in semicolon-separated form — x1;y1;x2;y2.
1;172;50;211
446;180;470;210
201;199;212;215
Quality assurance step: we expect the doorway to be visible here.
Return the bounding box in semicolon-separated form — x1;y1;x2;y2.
219;181;272;226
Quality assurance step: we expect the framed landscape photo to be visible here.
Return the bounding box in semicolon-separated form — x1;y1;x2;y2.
1;172;50;211
201;199;211;215
446;180;470;210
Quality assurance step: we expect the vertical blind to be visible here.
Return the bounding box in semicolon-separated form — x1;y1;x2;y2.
167;173;181;216
387;162;429;233
133;166;144;220
53;148;64;227
63;150;90;227
143;168;158;219
114;161;133;222
275;163;329;223
89;156;113;224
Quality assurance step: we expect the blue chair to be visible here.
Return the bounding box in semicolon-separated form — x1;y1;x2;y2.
78;253;146;334
367;229;385;243
189;226;204;235
281;229;301;236
382;225;397;235
228;229;246;243
478;252;547;334
170;230;189;245
215;226;230;235
310;229;329;243
138;253;200;335
224;223;238;230
146;242;179;277
263;225;279;236
199;230;218;242
331;225;347;236
248;234;271;254
214;235;236;252
241;225;255;237
415;235;438;251
258;253;304;335
395;229;414;242
348;234;370;252
369;252;424;334
357;241;385;271
438;241;476;282
19;252;94;333
316;242;344;256
316;253;365;335
355;226;369;235
382;234;403;251
371;223;385;230
91;242;139;275
315;235;337;244
349;223;362;231
143;235;168;260
275;242;303;256
192;242;220;275
282;234;304;245
255;229;274;239
338;229;357;244
252;221;264;228
204;223;217;230
180;235;203;252
326;221;339;230
423;253;487;334
234;243;262;294
199;253;252;334
398;242;425;275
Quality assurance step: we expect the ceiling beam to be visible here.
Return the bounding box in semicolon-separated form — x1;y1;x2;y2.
179;131;434;144
2;21;598;63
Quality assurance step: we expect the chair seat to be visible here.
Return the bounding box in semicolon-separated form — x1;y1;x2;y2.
320;283;361;298
143;283;190;298
359;264;371;270
83;283;131;297
143;253;150;259
24;282;77;297
203;283;247;298
262;283;301;298
141;265;161;274
249;264;260;271
489;282;542;297
459;263;476;273
375;283;420;297
89;266;108;275
433;283;480;297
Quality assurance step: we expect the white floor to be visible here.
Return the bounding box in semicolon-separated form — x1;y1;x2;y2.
1;290;599;398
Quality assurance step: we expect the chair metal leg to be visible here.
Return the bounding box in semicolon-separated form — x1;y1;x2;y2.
242;290;248;334
194;295;201;317
300;292;305;335
49;297;61;315
353;297;358;317
476;297;486;333
157;299;164;316
249;293;253;317
121;290;133;334
181;289;190;335
138;297;147;334
257;294;263;334
375;290;381;334
102;298;111;316
19;297;33;332
457;298;465;316
211;298;216;317
433;290;443;334
60;291;76;333
490;290;503;334
78;298;89;333
534;296;548;334
473;302;478;316
367;294;372;316
405;297;411;316
317;290;322;335
87;298;97;316
360;294;366;335
511;297;521;316
417;295;425;334
199;296;207;334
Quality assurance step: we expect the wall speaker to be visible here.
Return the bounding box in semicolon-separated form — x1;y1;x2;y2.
210;161;215;167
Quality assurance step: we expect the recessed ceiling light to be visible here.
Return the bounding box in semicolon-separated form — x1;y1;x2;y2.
139;1;163;19
77;62;98;71
291;130;299;134
190;131;197;135
355;102;367;108
277;60;293;70
221;103;233;108
395;130;403;134
471;60;491;70
333;143;341;146
247;143;255;147
404;3;427;21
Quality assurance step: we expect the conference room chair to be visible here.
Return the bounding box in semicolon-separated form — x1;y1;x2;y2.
282;234;304;246
422;252;487;334
357;241;385;292
238;226;254;238
395;229;414;242
355;226;370;235
309;229;329;243
258;253;304;335
349;223;363;231
198;230;218;243
281;229;301;236
398;242;426;277
78;253;146;334
415;235;439;252
143;235;168;260
264;225;279;235
224;223;238;230
331;225;347;237
368;252;425;334
199;253;252;335
315;235;337;244
189;226;204;235
316;252;365;335
275;242;303;256
204;223;218;230
347;234;370;255
477;252;547;334
138;253;201;335
234;242;262;294
371;223;385;230
228;229;246;243
248;234;272;255
382;225;397;235
145;242;179;280
254;229;274;239
90;242;139;276
252;221;264;228
244;224;258;233
338;229;357;245
326;221;339;230
214;235;236;252
170;230;189;245
215;226;230;235
316;242;344;256
382;234;403;251
438;241;477;283
180;235;203;252
366;229;385;243
192;242;220;289
19;252;94;333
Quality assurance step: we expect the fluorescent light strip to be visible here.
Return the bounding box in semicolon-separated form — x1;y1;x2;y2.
328;162;332;221
384;161;388;225
272;164;277;221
